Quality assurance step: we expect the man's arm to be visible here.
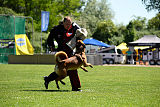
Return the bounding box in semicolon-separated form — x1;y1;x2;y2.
47;28;56;52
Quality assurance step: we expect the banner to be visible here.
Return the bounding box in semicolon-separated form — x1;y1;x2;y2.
41;11;50;31
15;34;34;55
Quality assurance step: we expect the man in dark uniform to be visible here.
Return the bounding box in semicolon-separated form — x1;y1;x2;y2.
44;16;85;91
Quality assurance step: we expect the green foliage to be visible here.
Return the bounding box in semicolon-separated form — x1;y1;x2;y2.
131;16;147;31
135;30;150;40
142;0;160;12
124;21;136;45
32;32;48;53
0;7;23;16
0;64;160;106
152;30;160;37
0;0;84;32
127;14;160;43
57;0;84;16
114;25;126;45
135;29;160;41
92;20;117;45
78;0;113;36
121;15;160;44
148;13;160;30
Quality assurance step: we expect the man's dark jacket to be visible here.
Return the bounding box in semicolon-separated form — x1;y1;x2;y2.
47;22;80;55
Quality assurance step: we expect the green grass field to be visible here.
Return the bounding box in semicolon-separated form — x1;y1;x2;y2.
0;64;160;107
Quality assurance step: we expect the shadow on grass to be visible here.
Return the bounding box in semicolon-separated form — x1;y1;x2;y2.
21;89;71;92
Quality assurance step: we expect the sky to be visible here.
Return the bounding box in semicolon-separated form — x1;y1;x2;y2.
109;0;158;25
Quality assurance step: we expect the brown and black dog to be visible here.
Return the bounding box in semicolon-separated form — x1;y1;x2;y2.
52;40;93;89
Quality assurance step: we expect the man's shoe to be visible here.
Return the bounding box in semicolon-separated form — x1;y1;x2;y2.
44;76;49;89
72;88;82;92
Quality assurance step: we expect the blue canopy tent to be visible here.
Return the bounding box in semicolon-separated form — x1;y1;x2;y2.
83;38;110;47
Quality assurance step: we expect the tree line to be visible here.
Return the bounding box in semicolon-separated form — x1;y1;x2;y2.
0;0;160;53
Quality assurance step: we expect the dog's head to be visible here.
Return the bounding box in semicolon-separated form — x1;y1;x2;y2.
76;40;86;53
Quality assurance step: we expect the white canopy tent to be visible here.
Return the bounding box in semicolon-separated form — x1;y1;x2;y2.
128;35;160;64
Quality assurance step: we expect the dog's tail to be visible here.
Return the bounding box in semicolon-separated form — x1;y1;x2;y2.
55;51;68;63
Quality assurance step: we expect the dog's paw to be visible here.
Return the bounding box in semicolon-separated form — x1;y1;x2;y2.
57;86;60;89
89;65;93;68
84;70;88;72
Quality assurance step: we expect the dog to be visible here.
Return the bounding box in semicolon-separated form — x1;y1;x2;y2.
46;40;93;89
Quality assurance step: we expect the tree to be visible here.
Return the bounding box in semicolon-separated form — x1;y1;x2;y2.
111;24;126;45
141;0;160;12
131;16;147;31
92;20;117;44
78;0;113;36
0;7;19;15
0;0;84;31
147;13;160;30
124;21;136;45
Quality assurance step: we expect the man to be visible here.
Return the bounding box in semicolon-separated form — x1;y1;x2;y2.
44;16;85;91
126;49;132;64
